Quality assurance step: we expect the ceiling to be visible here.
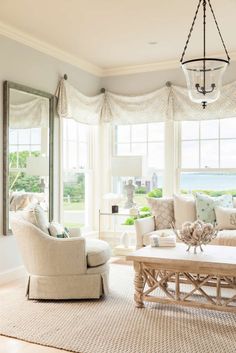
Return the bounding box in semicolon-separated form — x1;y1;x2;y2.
0;0;235;76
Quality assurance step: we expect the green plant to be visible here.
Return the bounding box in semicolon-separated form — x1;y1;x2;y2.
135;186;147;194
147;188;163;198
140;206;150;212
123;217;135;225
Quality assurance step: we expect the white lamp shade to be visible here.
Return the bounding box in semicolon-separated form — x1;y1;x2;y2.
111;156;144;177
26;156;49;176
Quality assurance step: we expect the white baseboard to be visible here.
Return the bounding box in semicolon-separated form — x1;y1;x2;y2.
0;266;26;285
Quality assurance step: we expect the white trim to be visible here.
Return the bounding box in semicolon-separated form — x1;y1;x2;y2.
102;59;180;77
0;265;26;285
1;20;236;77
103;52;236;77
0;21;103;77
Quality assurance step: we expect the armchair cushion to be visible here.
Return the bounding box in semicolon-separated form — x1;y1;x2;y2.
86;239;111;267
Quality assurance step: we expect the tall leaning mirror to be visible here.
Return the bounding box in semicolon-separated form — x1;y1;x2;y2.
3;81;55;235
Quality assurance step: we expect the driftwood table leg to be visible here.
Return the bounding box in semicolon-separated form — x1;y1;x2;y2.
134;262;145;308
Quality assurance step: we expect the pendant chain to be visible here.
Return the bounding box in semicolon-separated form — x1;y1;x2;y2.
180;0;230;63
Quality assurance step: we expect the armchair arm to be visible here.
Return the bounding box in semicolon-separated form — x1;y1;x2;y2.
135;216;155;249
11;219;87;276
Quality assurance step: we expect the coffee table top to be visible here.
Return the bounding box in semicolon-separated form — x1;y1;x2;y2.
127;243;236;274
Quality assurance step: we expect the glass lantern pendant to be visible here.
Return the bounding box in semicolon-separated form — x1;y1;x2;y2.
180;0;230;109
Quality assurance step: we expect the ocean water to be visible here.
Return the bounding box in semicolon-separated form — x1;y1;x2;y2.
180;173;236;191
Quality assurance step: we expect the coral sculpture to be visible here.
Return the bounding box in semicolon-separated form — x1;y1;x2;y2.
172;220;218;254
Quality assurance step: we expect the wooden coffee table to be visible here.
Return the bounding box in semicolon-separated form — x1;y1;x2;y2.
126;243;236;312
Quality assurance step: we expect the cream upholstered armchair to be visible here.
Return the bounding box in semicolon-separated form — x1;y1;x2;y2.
11;218;111;300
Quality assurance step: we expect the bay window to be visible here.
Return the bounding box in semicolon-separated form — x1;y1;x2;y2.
113;122;164;207
180;118;236;194
63;119;93;229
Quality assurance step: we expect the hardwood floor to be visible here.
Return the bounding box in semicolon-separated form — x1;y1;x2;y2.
0;278;69;353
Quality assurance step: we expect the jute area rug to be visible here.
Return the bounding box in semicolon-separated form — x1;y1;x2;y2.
0;263;235;353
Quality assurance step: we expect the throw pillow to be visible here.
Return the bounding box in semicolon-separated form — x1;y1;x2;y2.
173;194;196;229
195;193;233;224
48;221;70;238
9;192;31;211
22;204;49;234
147;197;174;230
215;207;236;230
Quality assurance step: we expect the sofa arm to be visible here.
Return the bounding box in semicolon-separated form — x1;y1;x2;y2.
135;216;155;249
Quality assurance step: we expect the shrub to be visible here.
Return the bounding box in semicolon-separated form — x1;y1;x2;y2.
147;188;163;198
135;186;147;194
123;217;135;225
140;206;150;212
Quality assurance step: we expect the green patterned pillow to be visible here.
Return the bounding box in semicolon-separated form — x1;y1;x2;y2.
195;193;233;224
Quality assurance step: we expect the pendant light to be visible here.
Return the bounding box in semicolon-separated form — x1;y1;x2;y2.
180;0;230;109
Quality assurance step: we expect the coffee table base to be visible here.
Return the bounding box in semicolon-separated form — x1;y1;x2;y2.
134;262;236;313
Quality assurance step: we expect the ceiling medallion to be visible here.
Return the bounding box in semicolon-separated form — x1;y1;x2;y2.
180;0;230;109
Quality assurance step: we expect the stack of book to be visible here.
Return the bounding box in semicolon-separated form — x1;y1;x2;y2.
150;232;176;247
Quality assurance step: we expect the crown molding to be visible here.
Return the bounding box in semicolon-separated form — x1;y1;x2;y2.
102;52;236;77
0;20;236;78
102;59;180;77
0;21;103;77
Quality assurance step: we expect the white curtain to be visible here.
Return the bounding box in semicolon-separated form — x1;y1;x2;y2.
56;78;104;125
10;98;49;129
56;78;236;125
101;86;170;124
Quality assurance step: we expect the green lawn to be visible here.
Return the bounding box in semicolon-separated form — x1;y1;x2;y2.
63;201;85;211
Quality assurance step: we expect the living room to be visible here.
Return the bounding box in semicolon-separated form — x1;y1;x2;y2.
0;1;236;353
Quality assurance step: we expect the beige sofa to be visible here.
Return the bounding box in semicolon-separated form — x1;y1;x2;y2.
11;218;111;300
135;196;236;249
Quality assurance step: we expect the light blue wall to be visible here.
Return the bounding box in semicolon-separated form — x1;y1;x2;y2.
0;35;101;273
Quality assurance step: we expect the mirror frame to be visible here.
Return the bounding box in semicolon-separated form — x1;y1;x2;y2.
3;81;55;235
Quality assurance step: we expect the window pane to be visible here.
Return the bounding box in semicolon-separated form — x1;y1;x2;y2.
147;142;164;169
63;172;85;228
116;143;131;155
180;172;236;192
132;124;147;142
78;143;87;169
220;140;236;168
30;145;41;153
31;128;41;144
67;119;77;140
68;141;77;169
117;125;130;143
182;141;199;168
18;129;30;144
9;130;17;144
220;118;236;138
200;120;218;139
200;140;219;168
131;143;146;155
148;123;164;141
79;124;88;142
182;121;199;140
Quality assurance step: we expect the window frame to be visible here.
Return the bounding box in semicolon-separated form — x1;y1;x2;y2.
177;119;236;192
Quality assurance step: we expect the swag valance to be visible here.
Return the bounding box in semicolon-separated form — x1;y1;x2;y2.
10;97;49;129
56;78;236;125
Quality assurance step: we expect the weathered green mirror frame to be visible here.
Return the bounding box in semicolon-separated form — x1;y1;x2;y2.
3;81;55;235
